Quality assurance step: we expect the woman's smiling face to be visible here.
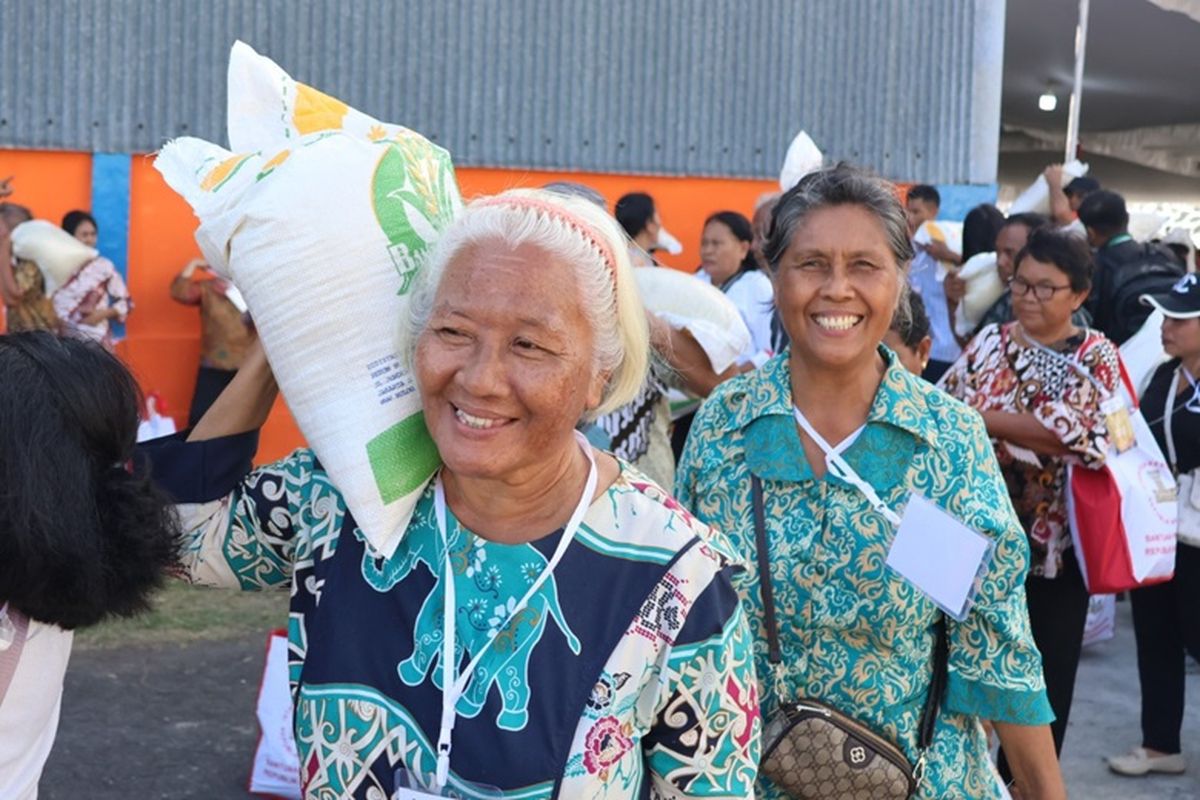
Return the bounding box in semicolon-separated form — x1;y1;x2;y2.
415;239;606;483
772;204;903;373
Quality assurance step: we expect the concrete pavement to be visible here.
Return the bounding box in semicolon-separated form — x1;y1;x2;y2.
38;601;1200;798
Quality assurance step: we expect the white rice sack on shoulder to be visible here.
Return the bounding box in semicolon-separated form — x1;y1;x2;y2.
633;267;751;375
11;220;99;295
155;42;462;559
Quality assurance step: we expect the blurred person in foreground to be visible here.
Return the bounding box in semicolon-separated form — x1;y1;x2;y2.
140;188;760;798
0;332;179;799
940;229;1120;788
679;165;1064;799
1106;276;1200;778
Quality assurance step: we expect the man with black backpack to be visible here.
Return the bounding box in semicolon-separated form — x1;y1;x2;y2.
1078;190;1186;345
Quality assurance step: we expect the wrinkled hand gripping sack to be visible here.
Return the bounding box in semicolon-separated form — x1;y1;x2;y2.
156;42;462;558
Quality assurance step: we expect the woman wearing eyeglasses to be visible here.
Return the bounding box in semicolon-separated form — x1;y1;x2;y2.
940;228;1121;790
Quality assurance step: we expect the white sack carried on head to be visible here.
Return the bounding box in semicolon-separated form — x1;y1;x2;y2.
633;267;752;375
10;220;99;295
1009;160;1089;216
779;130;824;192
155;41;462;559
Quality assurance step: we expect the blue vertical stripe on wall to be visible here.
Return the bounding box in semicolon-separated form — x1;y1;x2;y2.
90;152;131;341
935;184;1000;223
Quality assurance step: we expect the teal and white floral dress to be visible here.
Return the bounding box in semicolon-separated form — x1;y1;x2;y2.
676;350;1054;799
142;431;760;799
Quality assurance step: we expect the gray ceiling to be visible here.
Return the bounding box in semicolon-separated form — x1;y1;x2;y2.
1000;0;1200;200
1003;0;1200;133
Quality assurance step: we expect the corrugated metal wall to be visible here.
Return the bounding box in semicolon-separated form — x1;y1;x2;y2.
0;0;1005;183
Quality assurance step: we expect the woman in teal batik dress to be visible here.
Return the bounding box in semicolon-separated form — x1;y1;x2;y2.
143;189;760;799
676;167;1066;799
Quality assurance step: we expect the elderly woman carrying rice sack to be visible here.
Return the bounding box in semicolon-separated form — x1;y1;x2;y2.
676;166;1065;799
141;189;760;799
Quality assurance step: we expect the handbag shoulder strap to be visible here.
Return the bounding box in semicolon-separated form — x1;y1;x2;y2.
0;604;30;708
918;619;948;751
750;474;947;750
751;475;782;665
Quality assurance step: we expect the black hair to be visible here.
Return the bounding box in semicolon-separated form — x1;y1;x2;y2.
0;332;179;629
1000;212;1050;234
889;291;931;348
906;184;941;207
61;209;97;236
1014;228;1094;292
704;210;759;273
1077;190;1129;239
615;193;656;238
961;204;1006;262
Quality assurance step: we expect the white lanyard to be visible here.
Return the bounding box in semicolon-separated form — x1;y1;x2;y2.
432;431;597;790
792;406;902;526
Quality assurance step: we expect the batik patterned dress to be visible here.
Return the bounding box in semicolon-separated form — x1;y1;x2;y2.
939;323;1119;577
676;349;1053;800
142;431;759;799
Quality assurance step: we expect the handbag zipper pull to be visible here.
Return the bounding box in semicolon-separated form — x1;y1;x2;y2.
790;703;833;717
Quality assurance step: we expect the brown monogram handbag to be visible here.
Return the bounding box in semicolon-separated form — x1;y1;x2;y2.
751;475;948;800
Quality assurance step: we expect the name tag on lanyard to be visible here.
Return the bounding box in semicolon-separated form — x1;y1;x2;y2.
885;494;994;621
794;406;992;621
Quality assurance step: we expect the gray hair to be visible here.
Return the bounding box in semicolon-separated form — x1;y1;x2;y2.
397;188;649;419
762;164;914;324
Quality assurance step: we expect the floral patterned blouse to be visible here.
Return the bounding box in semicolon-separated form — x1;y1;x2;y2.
676;349;1053;800
939;323;1119;577
141;431;760;799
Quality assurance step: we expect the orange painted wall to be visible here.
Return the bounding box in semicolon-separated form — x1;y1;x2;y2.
456;167;778;272
2;149;777;461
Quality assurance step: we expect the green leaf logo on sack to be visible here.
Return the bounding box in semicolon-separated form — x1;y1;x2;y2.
371;136;458;296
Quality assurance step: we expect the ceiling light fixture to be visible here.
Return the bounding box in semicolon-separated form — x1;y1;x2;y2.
1038;84;1058;112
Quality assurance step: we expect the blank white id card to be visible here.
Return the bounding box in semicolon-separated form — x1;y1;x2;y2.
885;494;994;621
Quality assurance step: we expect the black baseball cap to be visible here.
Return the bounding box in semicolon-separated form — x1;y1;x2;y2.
1064;176;1100;197
1141;274;1200;319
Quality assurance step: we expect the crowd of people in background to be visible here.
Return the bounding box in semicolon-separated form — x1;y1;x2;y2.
2;158;1199;800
